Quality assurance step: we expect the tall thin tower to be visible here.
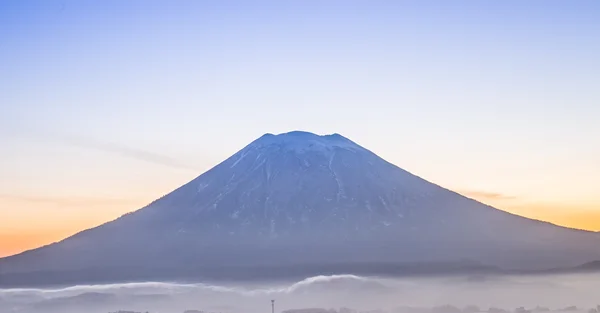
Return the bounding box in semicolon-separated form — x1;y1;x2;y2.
271;300;275;313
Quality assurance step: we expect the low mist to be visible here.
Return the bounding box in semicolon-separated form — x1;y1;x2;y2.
1;273;600;313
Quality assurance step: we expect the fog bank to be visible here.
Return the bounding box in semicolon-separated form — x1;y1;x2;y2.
1;273;599;313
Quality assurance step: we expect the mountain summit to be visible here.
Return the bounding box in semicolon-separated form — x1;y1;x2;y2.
1;131;599;285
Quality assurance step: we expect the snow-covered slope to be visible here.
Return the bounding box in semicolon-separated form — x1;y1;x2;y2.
2;131;599;284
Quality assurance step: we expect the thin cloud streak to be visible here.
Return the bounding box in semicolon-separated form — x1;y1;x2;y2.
0;194;143;207
457;190;518;201
14;129;199;171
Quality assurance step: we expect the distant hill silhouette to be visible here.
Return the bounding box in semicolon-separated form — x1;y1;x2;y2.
1;131;600;286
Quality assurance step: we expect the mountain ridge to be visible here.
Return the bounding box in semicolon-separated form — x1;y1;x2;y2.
1;131;599;285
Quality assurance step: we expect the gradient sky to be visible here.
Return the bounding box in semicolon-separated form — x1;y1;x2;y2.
1;0;599;257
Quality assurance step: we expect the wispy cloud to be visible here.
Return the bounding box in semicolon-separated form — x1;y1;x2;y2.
457;190;518;200
14;129;199;171
55;134;198;171
0;194;143;207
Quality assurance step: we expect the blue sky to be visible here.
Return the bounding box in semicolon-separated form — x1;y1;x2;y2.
1;0;599;256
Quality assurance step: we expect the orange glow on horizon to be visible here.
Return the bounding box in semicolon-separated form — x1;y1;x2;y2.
504;205;600;232
0;195;150;258
0;230;79;258
1;196;599;258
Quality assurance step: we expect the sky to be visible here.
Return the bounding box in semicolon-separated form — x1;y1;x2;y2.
1;0;599;258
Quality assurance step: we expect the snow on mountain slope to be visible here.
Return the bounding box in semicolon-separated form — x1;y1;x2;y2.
1;131;599;284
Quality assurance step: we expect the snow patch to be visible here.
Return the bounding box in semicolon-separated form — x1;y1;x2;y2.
379;196;391;212
197;182;209;192
328;151;346;202
230;149;252;168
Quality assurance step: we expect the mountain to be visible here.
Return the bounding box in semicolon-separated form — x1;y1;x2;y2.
1;131;599;286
